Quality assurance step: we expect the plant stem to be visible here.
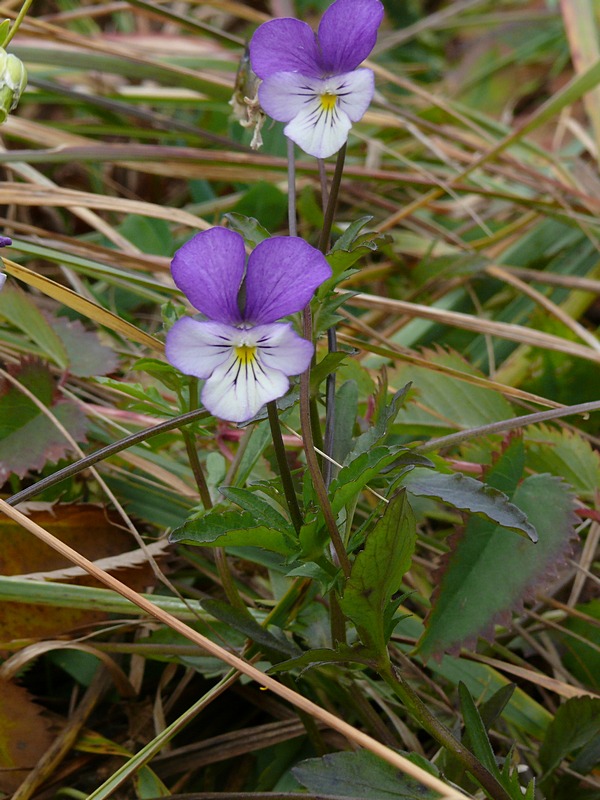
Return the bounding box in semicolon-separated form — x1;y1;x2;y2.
267;401;303;533
320;145;347;489
3;0;34;46
300;305;351;579
380;663;513;800
287;137;298;237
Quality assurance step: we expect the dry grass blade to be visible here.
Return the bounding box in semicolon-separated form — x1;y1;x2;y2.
346;292;600;362
1;258;164;352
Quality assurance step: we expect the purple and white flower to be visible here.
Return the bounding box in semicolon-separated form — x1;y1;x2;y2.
0;235;10;290
249;0;384;159
165;227;331;422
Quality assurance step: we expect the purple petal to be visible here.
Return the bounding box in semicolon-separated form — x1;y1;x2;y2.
171;228;245;324
249;18;323;79
318;0;384;74
243;237;332;324
0;236;12;247
258;72;326;123
165;318;236;379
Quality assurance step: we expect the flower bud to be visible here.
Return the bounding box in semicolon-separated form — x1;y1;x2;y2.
0;47;27;124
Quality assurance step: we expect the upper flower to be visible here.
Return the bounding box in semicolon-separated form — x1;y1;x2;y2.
249;0;384;159
165;228;331;422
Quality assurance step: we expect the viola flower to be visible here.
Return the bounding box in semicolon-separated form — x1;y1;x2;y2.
165;228;331;423
249;0;384;159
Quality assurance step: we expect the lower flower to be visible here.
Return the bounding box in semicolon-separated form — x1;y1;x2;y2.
166;317;313;423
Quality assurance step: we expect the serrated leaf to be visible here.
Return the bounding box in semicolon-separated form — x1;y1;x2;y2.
340;491;416;657
50;316;118;377
0;360;88;482
526;424;600;500
293;750;438;800
223;212;270;247
170;510;298;557
417;472;577;660
404;468;538;541
539;697;600;778
391;349;514;435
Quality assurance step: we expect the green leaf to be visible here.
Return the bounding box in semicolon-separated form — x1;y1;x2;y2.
417;443;578;659
404;468;538;541
309;351;349;394
0;360;88;482
391;349;514;436
0;284;68;369
340;491;416;657
293;750;438;800
345;384;412;464
539;697;600;778
332;380;359;467
458;682;501;779
268;644;371;675
526;424;600;500
330;216;374;252
51;316;118;377
223;212;270;247
170;510;298;557
219;486;294;532
201;598;300;659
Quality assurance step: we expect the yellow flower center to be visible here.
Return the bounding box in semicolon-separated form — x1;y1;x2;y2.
320;92;337;112
234;343;257;365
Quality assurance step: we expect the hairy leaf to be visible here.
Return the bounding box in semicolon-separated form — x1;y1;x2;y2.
0;359;88;482
340;491;416;657
50;315;119;377
293;750;438;800
418;466;577;659
404;468;538;541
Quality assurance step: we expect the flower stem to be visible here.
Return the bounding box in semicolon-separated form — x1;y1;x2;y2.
267;401;303;533
2;0;34;46
319;145;347;488
300;305;351;579
287;137;298;237
380;663;513;800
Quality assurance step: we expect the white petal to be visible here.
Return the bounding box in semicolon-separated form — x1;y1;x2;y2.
285;98;352;159
0;273;6;292
165;318;236;379
258;73;328;123
334;68;375;122
251;323;313;375
202;349;289;423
